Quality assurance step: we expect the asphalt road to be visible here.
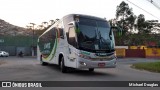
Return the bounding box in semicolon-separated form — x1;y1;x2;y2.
1;56;160;90
0;56;160;81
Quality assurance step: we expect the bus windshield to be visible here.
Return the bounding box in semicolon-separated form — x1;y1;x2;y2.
76;17;115;52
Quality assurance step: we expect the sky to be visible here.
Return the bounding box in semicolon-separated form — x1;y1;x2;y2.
0;0;160;28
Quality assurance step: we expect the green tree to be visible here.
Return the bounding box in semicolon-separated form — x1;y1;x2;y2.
136;14;153;34
37;25;44;30
115;1;136;46
116;1;136;34
49;20;55;25
42;21;48;28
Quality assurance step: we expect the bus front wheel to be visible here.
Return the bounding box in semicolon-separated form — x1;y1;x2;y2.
40;56;48;66
89;68;94;72
60;57;67;73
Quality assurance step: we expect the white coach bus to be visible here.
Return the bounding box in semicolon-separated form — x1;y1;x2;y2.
37;14;119;73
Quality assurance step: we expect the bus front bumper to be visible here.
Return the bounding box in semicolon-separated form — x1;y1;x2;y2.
77;57;117;69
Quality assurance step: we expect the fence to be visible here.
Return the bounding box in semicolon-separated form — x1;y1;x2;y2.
0;36;38;56
115;48;160;58
145;48;160;58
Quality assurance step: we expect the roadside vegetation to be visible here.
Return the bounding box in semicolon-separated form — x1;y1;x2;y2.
132;62;160;73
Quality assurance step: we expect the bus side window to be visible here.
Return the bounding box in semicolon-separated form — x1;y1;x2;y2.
68;27;77;47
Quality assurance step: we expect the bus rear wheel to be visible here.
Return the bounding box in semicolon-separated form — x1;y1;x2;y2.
89;68;94;72
60;57;68;73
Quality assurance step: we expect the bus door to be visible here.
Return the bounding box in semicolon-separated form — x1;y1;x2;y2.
67;26;77;68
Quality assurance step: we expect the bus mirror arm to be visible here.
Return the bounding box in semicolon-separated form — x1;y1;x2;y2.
68;21;74;26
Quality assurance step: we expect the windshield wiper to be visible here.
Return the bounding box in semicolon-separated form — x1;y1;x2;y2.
82;41;93;44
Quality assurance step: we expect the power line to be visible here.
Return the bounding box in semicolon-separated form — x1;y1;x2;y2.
146;0;160;10
126;0;160;21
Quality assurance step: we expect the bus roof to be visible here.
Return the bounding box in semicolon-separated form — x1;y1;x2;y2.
38;14;107;39
63;14;107;21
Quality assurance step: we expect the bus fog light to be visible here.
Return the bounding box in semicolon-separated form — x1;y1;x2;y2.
79;61;87;66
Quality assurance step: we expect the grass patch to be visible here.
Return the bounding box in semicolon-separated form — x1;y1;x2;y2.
132;62;160;73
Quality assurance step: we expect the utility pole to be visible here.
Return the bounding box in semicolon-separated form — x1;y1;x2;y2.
30;23;36;56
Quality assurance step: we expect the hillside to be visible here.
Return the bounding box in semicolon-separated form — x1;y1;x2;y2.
0;19;32;36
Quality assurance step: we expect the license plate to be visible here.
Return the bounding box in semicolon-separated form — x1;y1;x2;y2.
98;63;105;67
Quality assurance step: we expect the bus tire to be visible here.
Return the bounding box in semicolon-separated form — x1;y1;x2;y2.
40;56;48;66
89;68;94;72
60;57;67;73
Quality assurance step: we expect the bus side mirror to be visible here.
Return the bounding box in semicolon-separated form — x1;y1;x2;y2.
59;28;64;39
111;26;123;36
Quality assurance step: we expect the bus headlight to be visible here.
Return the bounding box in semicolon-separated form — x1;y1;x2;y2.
79;61;87;66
